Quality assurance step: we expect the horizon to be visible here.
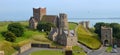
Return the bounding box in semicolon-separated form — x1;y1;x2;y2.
1;0;120;21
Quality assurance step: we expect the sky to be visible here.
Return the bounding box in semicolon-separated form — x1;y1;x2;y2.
0;0;120;21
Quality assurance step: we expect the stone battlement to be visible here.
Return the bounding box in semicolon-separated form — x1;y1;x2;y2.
79;21;89;29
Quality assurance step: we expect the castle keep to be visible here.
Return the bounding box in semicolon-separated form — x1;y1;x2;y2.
29;7;77;46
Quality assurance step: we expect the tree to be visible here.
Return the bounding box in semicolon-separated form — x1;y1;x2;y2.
7;23;24;37
37;22;55;32
4;31;16;42
110;23;120;39
94;22;106;38
94;22;120;39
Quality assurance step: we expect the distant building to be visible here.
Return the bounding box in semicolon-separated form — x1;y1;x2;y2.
29;7;77;46
101;26;113;46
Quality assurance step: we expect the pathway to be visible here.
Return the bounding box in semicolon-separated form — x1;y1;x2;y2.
77;43;92;53
77;43;107;55
88;47;106;55
99;48;120;55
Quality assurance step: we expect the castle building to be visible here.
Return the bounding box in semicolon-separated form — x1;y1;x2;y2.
29;7;77;46
29;8;58;29
101;26;113;46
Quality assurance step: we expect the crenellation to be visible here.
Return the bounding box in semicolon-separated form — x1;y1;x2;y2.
79;21;89;29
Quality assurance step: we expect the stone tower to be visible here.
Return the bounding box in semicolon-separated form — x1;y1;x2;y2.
58;13;69;35
59;13;69;31
33;7;46;21
101;26;113;46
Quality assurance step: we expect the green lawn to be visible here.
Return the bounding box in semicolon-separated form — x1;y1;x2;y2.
30;49;86;55
30;50;64;55
106;46;112;52
76;25;101;49
69;22;78;30
72;46;86;55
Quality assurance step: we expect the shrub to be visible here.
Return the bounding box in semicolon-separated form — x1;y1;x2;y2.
37;22;55;32
4;31;16;42
7;23;24;37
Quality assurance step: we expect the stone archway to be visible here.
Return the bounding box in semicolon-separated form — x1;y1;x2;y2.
104;40;109;46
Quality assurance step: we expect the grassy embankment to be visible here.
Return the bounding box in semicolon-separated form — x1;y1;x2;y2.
76;24;101;49
0;21;77;55
0;21;52;55
0;21;101;55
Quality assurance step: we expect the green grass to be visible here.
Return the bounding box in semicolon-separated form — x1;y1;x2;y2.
72;46;86;55
106;46;112;52
30;50;64;55
0;21;52;55
69;22;78;30
72;46;83;51
30;49;86;55
76;25;101;49
73;52;86;55
0;22;16;55
0;41;16;55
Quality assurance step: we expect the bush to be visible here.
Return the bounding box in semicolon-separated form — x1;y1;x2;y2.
8;23;24;37
37;22;55;32
4;31;16;42
94;22;120;39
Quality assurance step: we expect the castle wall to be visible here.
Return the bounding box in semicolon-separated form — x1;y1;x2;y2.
66;36;77;46
79;21;89;29
29;18;38;29
19;43;31;53
48;28;58;41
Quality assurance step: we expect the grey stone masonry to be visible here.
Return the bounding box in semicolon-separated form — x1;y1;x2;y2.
101;26;113;46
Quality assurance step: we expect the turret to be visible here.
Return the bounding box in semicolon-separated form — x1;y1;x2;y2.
59;13;69;30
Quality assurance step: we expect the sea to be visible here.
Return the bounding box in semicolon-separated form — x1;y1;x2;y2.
68;18;120;27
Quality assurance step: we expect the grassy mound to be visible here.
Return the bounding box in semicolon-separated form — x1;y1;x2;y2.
76;25;101;49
